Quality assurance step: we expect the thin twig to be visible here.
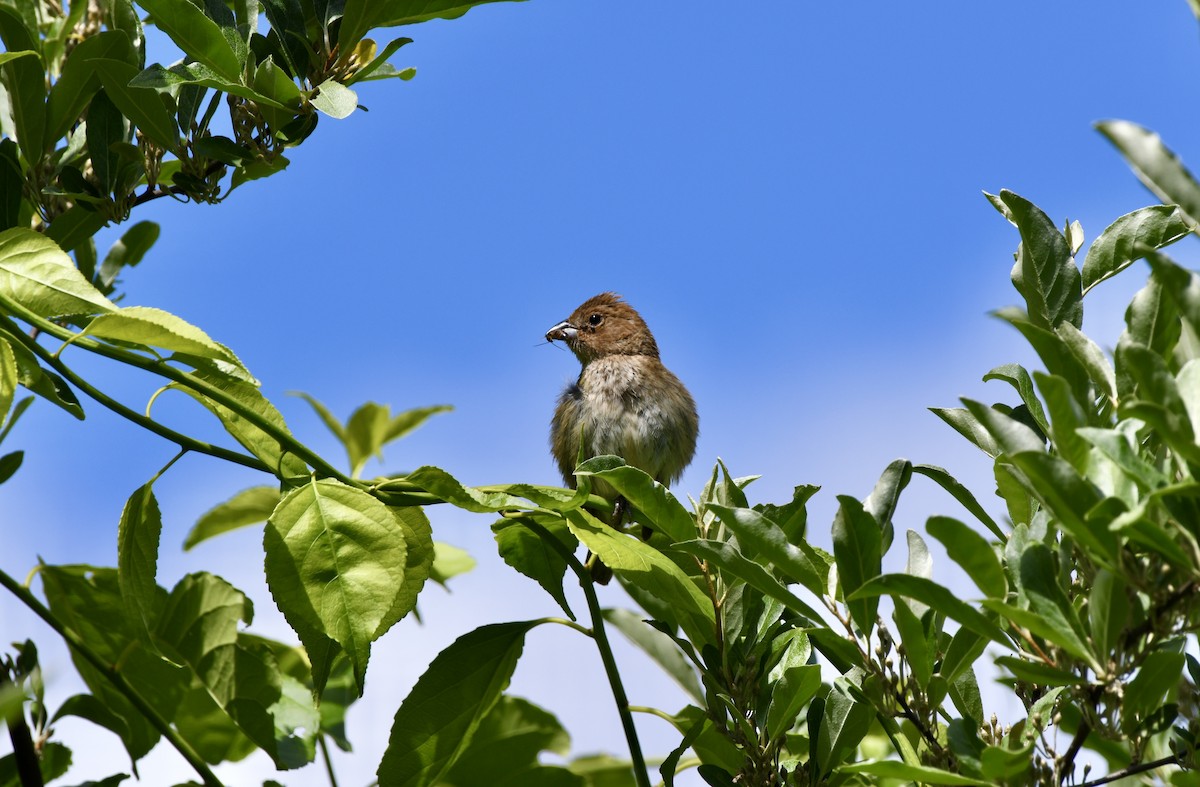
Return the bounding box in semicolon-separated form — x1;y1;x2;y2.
1077;754;1181;787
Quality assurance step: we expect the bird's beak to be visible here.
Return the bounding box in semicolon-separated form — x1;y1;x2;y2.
545;320;578;344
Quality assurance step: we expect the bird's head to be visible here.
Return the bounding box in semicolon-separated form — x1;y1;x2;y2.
545;292;660;363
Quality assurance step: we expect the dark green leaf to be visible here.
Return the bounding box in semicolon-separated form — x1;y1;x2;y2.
1096;120;1200;225
995;655;1083;686
892;600;932;690
1000;190;1082;330
98;221;159;291
912;464;1004;540
85;89;126;195
1082;205;1193;294
1088;569;1128;663
1006;452;1114;562
137;0;243;80
754;484;818;544
346;36;412;84
377;621;539;787
0;138;22;233
983;364;1050;437
45;31;138;146
992;307;1093;405
831;495;881;635
91;58;179;150
1033;372;1091;472
962;398;1044;456
43;204;108;253
706;504;825;595
443;695;579;787
851;574;1012;648
1124;651;1185;730
816;689;873;778
338;0;525;56
0;6;46;162
1123;273;1181;362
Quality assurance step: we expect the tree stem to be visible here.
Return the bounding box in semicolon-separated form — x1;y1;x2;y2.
519;518;651;787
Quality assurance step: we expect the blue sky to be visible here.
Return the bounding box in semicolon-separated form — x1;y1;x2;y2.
6;1;1200;784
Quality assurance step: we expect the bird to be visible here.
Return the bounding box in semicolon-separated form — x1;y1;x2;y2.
545;292;699;583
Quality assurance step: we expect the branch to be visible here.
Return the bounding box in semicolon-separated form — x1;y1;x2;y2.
0;666;43;787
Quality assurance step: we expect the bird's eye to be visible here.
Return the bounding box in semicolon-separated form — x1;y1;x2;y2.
588;313;603;326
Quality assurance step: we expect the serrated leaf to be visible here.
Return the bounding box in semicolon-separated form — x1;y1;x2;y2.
85;306;244;367
492;516;575;619
116;482;162;645
264;478;408;691
377;621;539;787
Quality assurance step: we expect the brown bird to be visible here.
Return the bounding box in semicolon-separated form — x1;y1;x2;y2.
546;292;699;583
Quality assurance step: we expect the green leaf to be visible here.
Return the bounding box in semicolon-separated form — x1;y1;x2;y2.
1075;425;1166;492
705;504;824;594
40;565;186;761
672;538;822;627
983;364;1050;437
168;367;308;479
98;221;160;291
839;760;985;785
85;306;244;366
130;61;291;110
1082;205;1192;294
753;484;819;544
851;574;1012;648
925;516;1005;598
91;58;179;150
892;600;932;690
116;482;162;645
1033;371;1091;472
1123;273;1181;362
1087;569;1128;663
948;665;984;725
1144;253;1200;345
336;401;450;477
492;516;575;619
0;332;83;418
1005;452;1114;562
430;541;476;585
443;695;579;787
994;655;1083;686
1097;120;1200;225
346;36;413;85
930;407;1000;457
1000;189;1082;330
384;505;435;634
407;465;535;512
1123;650;1185;730
85;88;127;195
766;663;821;741
962;398;1044;456
0;450;23;484
264;478;409;690
338;0;526;56
1116;338;1200;465
377;621;539;787
992;307;1092;404
0;6;46;162
0;336;14;424
43;204;109;253
310;78;359;119
980;743;1034;781
575;461;695;542
604;608;702;704
913;464;1005;540
817;689;873;777
831;495;881;635
0;228;117;317
566;509;714;646
137;0;243;81
45;31;137;146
